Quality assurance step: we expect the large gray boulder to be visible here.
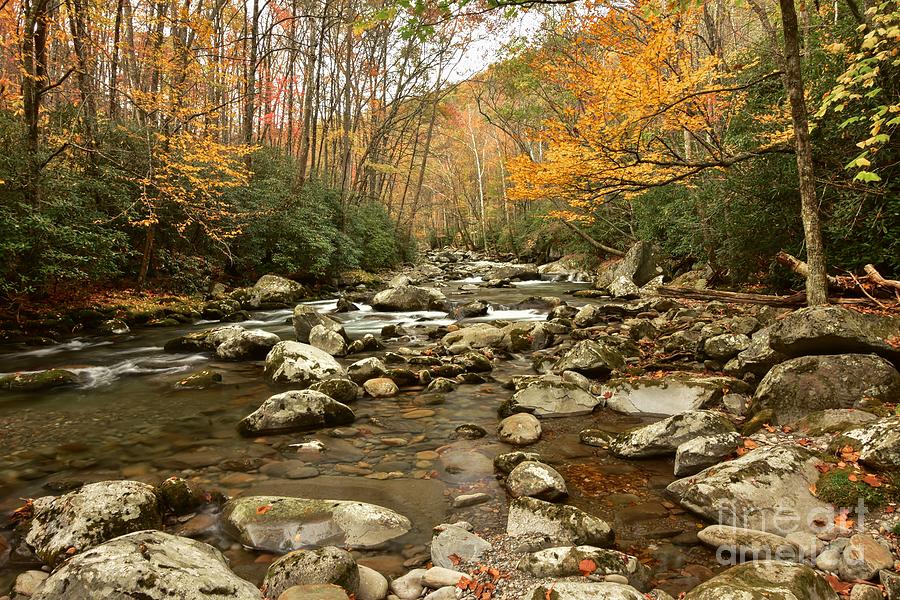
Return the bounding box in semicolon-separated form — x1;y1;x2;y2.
610;410;734;458
249;274;306;307
518;546;650;591
488;263;540;281
25;481;162;567
222;496;411;553
31;531;261;600
216;329;281;360
596;241;664;290
683;560;838;600
262;546;358;600
503;379;601;418
602;374;735;416
838;415;900;470
752;354;900;424
552;340;625;377
667;445;830;535
238;390;354;436
264;341;346;385
767;306;900;364
507;497;613;547
372;285;446;312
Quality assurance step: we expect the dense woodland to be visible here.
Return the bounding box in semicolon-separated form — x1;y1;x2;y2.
0;0;897;299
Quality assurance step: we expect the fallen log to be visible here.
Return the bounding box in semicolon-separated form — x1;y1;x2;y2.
656;286;808;306
864;264;900;293
656;286;879;307
775;251;843;287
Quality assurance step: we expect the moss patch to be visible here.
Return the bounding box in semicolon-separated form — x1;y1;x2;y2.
816;468;900;509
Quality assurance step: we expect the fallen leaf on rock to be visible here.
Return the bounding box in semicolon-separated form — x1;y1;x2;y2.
863;474;882;487
579;558;597;576
825;574;853;595
256;504;271;515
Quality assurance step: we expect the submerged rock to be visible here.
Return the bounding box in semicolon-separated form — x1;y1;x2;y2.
222;496;411;552
264;341;346;385
238;390;354;436
31;531;261;600
25;480;162;567
752;354;900;424
498;413;542;445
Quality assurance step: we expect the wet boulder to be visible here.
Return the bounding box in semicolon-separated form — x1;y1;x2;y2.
499;321;555;353
249;274;306;308
610;410;734;459
519;546;650;591
502;379;601;418
262;546;358;600
25;480;163;567
362;377;399;398
238;390;354;436
264;341;346;385
752;354;900;424
506;461;568;501
165;324;244;353
683;560;838;600
31;531;261;600
667;445;830;535
494;451;542;475
507;497;614;547
767;306;900;364
222;496;411;553
602;374;737;416
552;340;625;377
0;368;79;392
371;285;447;312
216;328;281;360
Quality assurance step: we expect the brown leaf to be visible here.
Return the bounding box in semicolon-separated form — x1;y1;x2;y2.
763;423;776;433
862;474;882;487
743;438;758;449
256;504;272;515
825;574;853;595
848;473;859;482
448;553;462;566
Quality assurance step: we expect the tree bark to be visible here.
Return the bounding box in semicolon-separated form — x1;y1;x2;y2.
778;0;829;306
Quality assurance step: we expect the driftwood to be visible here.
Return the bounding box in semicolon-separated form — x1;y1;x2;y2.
776;251;900;304
656;286;808;306
775;251;844;287
864;264;900;293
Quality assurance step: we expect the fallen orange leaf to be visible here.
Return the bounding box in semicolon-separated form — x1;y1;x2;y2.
579;558;597;576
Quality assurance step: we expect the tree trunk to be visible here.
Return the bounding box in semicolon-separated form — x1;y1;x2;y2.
778;0;829;306
108;0;124;119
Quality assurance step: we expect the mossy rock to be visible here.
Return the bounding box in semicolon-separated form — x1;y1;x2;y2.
0;369;79;392
742;408;776;435
815;467;899;509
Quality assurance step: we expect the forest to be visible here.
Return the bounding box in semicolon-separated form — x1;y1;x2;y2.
0;0;896;303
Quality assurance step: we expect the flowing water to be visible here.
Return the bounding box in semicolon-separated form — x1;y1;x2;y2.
0;279;715;594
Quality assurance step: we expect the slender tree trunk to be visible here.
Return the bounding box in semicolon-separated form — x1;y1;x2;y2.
243;0;259;164
108;0;124;119
778;0;828;305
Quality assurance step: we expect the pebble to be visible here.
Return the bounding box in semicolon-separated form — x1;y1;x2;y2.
415;451;440;460
402;409;436;419
453;493;491;508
